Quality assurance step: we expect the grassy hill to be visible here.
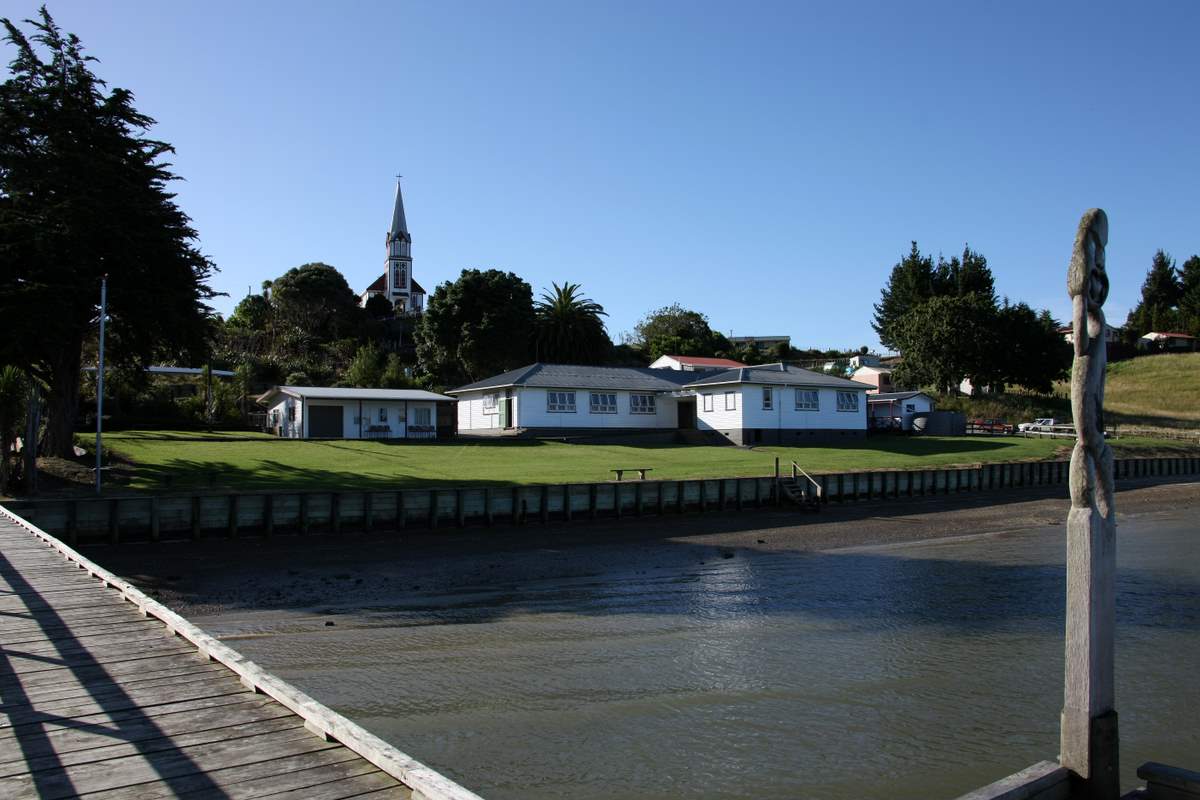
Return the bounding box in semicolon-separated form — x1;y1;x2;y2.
938;353;1199;431
1104;353;1200;429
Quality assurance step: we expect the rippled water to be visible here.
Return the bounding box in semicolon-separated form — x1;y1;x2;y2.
201;513;1200;799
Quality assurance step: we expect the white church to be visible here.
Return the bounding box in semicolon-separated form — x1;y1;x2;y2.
359;180;427;314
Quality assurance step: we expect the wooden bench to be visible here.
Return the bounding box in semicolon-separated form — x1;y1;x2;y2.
610;468;653;481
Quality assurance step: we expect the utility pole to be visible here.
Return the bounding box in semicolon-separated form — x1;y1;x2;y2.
95;275;107;495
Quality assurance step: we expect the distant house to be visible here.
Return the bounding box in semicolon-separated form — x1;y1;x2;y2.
728;335;790;352
1058;324;1121;345
257;386;455;440
449;362;870;444
1137;331;1198;352
867;391;935;431
649;354;746;371
850;365;894;394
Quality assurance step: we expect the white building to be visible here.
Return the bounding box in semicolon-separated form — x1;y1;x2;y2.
258;386;455;440
866;391;935;431
449;363;870;444
648;354;746;371
359;180;427;314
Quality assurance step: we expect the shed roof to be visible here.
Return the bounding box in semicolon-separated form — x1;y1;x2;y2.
660;355;747;368
684;363;873;390
257;386;455;405
448;363;696;394
866;391;933;402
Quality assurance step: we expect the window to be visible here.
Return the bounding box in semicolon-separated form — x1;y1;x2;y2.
836;391;860;412
547;391;576;413
288;403;297;422
630;394;656;414
702;393;714;412
904;403;915;413
413;406;431;426
724;391;737;411
482;393;498;414
762;387;773;410
590;392;617;414
378;407;387;422
795;390;819;411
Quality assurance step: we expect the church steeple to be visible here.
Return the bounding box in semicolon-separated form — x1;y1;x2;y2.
383;178;419;312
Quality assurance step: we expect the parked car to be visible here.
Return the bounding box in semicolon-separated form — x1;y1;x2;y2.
1019;418;1058;432
967;418;1014;434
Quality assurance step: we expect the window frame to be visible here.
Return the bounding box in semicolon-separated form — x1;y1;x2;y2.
378;407;387;423
795;389;819;411
762;387;773;411
702;393;714;412
482;393;498;414
630;393;657;414
413;406;432;426
836;391;860;412
547;390;577;413
589;392;618;414
724;391;737;411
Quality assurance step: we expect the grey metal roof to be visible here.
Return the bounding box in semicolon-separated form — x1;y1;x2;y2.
258;386;454;404
448;364;697;394
866;391;933;402
388;180;408;238
684;364;873;390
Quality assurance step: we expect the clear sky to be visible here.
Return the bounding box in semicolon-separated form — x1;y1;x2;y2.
6;1;1198;350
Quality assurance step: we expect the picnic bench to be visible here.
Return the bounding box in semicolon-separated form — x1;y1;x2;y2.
610;468;653;481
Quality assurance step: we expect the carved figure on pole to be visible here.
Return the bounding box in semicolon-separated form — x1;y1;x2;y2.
1061;208;1119;798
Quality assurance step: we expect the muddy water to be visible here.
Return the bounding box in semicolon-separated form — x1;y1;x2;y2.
196;513;1200;799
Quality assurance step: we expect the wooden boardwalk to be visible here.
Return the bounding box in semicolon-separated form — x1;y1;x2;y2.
0;509;482;800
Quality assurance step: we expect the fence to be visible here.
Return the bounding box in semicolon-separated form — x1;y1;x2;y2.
3;456;1197;546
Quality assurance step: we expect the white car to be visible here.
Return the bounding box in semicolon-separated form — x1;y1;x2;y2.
1019;418;1058;432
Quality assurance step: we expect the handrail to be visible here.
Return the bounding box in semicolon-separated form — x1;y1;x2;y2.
790;461;823;499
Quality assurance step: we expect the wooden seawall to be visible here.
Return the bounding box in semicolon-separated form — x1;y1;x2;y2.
0;505;485;800
4;456;1198;546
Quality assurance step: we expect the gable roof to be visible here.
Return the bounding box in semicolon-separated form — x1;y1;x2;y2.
362;273;425;296
448;363;697;394
662;355;746;368
257;386;454;405
684;363;873;390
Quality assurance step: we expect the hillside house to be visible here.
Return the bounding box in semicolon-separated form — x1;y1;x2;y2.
648;355;746;371
258;386;455;440
1137;331;1198;352
851;365;894;393
449;362;870;444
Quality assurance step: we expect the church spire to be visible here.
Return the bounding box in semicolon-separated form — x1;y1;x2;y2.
388;178;408;240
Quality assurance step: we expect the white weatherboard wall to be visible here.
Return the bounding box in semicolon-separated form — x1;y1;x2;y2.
512;388;679;430
697;385;867;433
265;397;439;439
869;394;934;431
457;391;504;432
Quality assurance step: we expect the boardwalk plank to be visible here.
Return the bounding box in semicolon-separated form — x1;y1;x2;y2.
0;515;416;800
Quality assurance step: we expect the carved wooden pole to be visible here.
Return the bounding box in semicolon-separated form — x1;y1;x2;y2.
1060;208;1119;799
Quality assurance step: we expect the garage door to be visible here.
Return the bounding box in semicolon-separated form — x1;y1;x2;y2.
307;405;343;438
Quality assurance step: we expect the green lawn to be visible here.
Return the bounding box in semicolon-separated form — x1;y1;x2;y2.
95;431;1193;493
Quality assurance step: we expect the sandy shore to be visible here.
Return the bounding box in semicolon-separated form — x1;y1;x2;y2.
89;479;1199;619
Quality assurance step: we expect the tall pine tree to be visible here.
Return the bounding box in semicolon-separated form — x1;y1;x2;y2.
0;9;217;456
872;242;935;351
1124;250;1182;336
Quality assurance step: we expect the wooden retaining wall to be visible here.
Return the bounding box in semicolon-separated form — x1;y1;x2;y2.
4;456;1198;546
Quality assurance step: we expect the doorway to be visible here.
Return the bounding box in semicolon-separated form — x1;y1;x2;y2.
676;399;696;429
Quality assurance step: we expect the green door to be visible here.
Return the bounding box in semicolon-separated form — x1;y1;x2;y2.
499;397;511;428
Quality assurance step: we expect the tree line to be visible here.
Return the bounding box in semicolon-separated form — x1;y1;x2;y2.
1123;251;1200;341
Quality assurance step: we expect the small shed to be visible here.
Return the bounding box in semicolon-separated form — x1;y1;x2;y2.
867;391;935;432
257;386;456;440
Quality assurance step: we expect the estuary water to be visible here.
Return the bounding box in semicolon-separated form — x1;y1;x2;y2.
199;511;1200;799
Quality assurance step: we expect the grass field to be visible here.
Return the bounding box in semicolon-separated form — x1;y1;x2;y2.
1104;352;1200;428
93;430;1194;493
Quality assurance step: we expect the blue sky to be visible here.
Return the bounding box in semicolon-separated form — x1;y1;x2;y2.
6;1;1198;350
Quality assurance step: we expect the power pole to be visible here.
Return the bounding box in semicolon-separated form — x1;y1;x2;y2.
95;275;108;495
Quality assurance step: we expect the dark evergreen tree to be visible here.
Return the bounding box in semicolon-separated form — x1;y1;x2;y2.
872;242;936;351
932;245;997;304
414;269;535;386
1177;255;1200;337
890;294;1001;392
631;303;730;361
996;302;1071;393
0;10;217;455
1124;250;1182;335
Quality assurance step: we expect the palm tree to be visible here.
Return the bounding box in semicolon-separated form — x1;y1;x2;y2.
533;282;612;364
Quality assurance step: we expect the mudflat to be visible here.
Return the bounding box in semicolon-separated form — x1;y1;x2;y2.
89;480;1199;619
